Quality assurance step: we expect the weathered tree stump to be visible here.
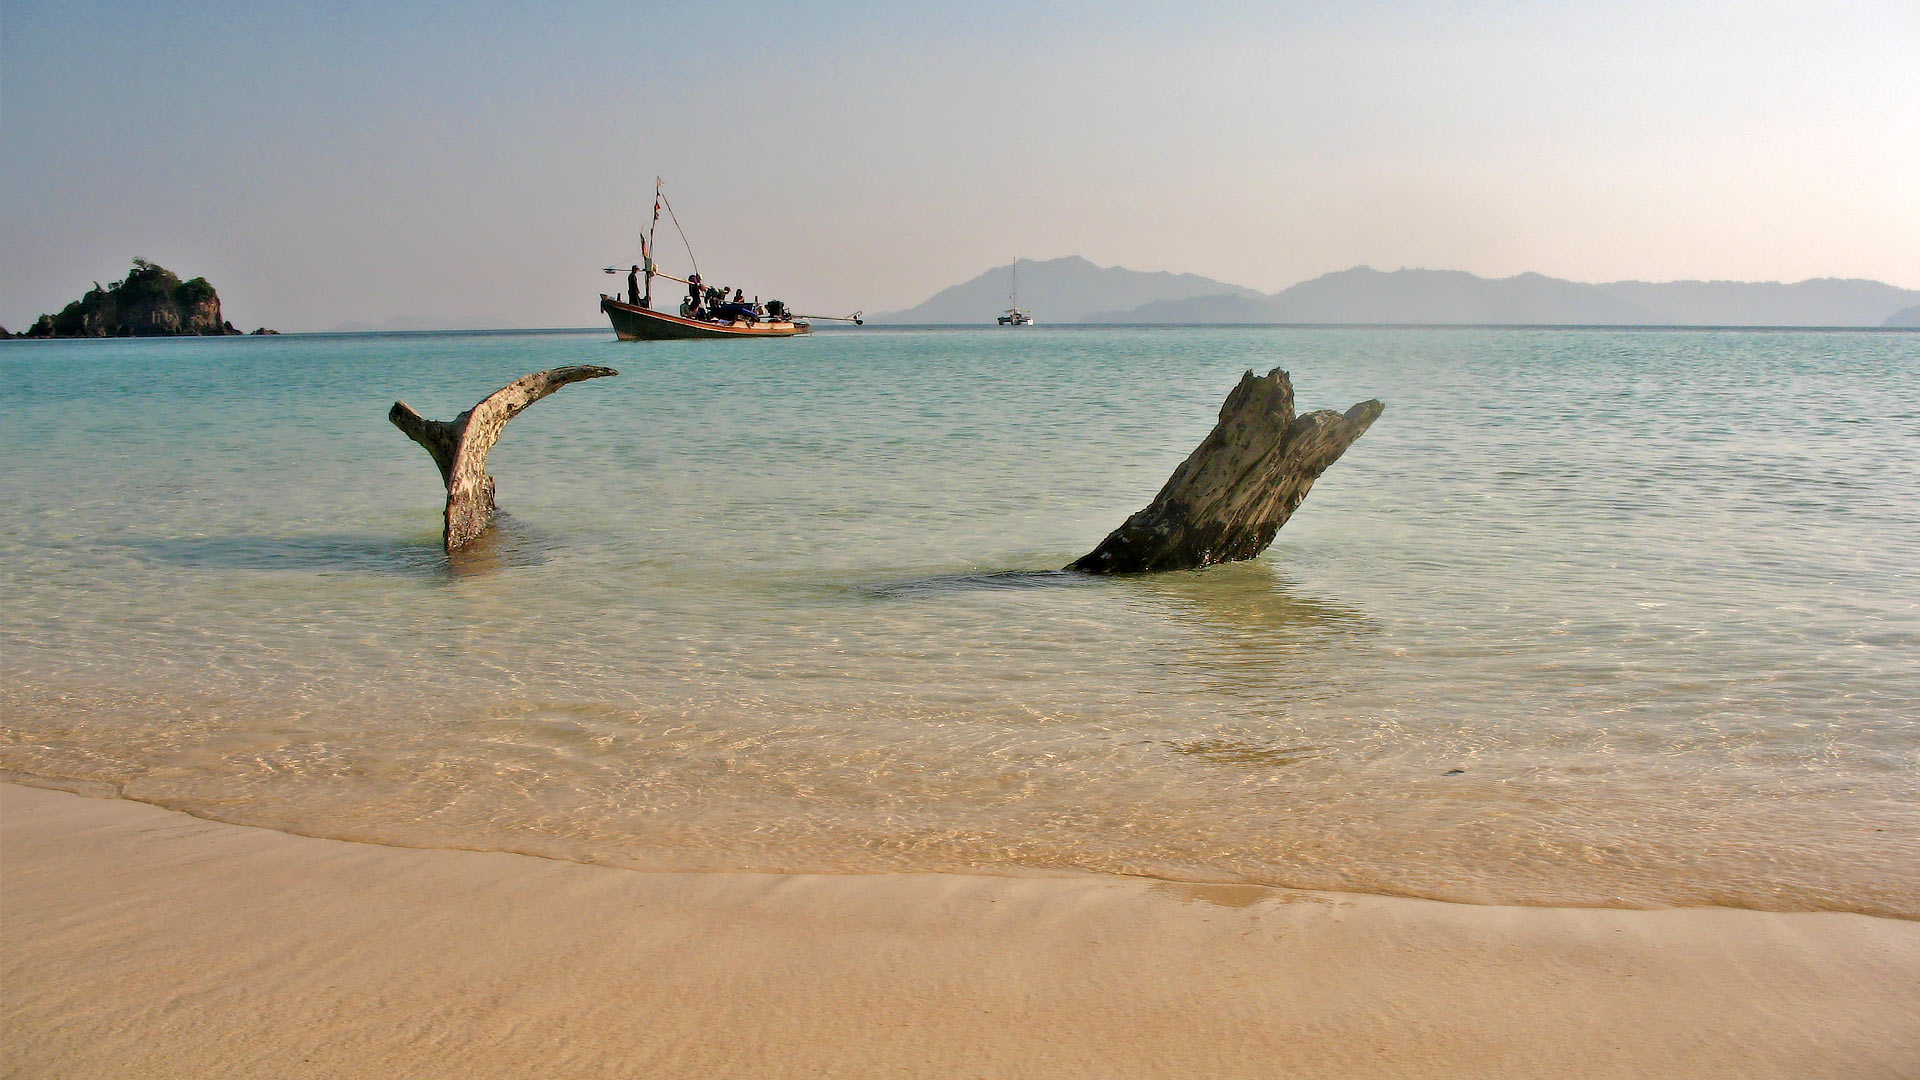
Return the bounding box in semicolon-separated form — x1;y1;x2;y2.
389;365;618;552
1069;369;1383;574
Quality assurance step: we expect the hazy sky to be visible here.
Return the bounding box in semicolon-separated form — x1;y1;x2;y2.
4;0;1916;331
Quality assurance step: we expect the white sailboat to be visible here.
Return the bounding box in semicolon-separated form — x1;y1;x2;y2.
997;259;1034;325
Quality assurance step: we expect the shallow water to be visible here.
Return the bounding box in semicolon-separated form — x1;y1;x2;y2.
2;325;1916;915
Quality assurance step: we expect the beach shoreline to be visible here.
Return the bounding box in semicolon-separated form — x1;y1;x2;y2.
4;782;1915;1079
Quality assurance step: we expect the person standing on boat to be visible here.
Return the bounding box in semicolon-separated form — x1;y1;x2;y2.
686;273;703;317
627;266;642;307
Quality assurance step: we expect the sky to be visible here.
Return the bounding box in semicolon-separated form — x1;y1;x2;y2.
3;0;1916;332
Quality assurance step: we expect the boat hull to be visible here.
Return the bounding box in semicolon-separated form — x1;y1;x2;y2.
601;296;809;341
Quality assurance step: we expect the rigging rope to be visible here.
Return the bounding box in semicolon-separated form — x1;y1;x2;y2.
660;191;699;279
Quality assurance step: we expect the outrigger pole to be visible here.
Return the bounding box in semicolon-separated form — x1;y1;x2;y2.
604;266;695;287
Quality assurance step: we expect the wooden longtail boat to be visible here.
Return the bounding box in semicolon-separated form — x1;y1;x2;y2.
600;177;859;342
600;295;809;340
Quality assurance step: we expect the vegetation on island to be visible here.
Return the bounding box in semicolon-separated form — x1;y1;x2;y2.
11;259;276;338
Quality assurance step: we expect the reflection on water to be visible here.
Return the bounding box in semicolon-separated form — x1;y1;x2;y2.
442;513;561;577
1130;561;1372;635
860;568;1095;598
127;533;448;576
2;327;1917;917
120;513;558;579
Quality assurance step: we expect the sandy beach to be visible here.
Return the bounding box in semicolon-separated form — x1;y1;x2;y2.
3;782;1915;1079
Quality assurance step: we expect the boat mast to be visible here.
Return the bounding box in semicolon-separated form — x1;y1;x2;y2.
642;177;662;307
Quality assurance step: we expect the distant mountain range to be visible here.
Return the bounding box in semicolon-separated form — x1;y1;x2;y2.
874;257;1920;327
877;257;1260;324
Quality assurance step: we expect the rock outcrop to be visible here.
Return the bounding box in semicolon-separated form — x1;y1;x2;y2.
19;259;251;338
1070;369;1382;574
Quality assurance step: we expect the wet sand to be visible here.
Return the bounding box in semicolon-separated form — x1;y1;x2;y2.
3;782;1916;1079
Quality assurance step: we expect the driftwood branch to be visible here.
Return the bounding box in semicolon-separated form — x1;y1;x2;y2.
1069;368;1383;575
390;365;618;552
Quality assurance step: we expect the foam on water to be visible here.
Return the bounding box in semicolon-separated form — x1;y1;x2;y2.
2;326;1915;914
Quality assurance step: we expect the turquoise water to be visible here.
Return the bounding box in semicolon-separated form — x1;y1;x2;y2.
2;326;1916;915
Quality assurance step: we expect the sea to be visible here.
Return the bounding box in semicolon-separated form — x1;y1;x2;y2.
2;325;1915;917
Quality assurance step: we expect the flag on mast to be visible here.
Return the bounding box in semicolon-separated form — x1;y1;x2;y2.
646;177;664;275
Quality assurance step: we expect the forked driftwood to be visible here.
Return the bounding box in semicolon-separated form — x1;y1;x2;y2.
1070;368;1383;574
389;365;618;552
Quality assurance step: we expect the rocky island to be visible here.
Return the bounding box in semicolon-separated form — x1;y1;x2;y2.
11;259;274;338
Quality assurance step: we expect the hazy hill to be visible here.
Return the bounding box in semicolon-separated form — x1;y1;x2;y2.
1593;277;1920;327
889;261;1920;327
1885;304;1920;328
1093;267;1920;326
1260;268;1658;325
1094;293;1276;323
873;256;1261;324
